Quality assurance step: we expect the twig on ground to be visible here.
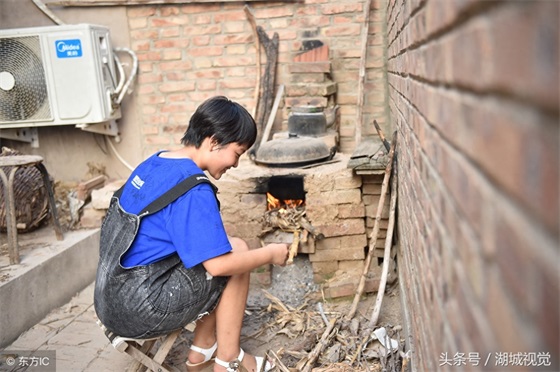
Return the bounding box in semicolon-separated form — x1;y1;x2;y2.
299;317;338;372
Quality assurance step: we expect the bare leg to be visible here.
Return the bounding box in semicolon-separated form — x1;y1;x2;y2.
213;237;260;372
187;312;217;365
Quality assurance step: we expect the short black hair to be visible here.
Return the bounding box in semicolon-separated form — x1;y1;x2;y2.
181;96;257;149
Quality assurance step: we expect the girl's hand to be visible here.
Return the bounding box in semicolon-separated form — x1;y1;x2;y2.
268;243;289;266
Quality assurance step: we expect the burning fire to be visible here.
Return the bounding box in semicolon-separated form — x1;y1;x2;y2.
267;192;304;211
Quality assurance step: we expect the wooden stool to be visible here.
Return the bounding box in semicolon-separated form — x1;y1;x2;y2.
0;155;63;265
97;320;182;372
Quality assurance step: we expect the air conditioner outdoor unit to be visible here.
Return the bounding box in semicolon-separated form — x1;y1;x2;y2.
0;24;121;132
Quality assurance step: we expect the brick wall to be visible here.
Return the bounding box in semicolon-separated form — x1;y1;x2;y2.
212;157;369;295
386;0;559;370
125;0;388;158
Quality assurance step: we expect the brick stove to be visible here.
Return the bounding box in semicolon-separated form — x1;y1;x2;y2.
214;152;390;299
212;41;391;298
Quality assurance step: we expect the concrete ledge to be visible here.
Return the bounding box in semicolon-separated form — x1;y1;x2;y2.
0;228;100;348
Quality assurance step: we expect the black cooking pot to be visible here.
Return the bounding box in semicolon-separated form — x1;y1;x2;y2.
288;106;327;136
255;133;335;167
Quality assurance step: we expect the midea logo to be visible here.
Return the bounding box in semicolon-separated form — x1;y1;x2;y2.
56;41;81;52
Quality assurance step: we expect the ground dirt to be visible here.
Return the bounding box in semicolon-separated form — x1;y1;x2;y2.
165;255;406;372
1;186;407;371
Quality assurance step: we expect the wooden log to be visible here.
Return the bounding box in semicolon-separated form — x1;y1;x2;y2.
346;131;397;321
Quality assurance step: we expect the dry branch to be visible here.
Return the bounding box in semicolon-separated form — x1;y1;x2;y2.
373;119;391;152
346;131;397;321
299;318;338;372
262;207;323;240
369;149;398;328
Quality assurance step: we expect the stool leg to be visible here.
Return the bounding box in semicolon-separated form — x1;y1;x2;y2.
35;163;63;241
0;167;20;265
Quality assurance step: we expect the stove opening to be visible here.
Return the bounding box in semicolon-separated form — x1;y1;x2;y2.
266;176;305;211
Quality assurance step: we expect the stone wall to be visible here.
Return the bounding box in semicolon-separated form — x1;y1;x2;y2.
386;0;559;370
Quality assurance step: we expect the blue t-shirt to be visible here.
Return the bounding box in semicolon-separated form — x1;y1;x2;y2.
118;151;232;268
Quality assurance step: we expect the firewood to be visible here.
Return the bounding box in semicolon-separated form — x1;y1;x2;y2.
346;131;397;321
262;206;323;240
373;119;391;152
287;230;300;264
298;216;325;240
369;149;398;328
299;318;338;372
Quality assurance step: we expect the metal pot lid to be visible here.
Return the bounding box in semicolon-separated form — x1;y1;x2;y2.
255;133;331;166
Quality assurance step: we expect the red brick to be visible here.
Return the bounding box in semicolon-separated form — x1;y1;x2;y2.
127;6;156;18
288;62;332;74
309;246;365;262
159;81;195;93
316;219;365;238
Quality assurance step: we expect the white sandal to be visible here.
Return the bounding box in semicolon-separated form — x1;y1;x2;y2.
186;341;218;371
215;348;274;372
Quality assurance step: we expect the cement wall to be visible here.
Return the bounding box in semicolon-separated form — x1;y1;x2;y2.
0;229;100;348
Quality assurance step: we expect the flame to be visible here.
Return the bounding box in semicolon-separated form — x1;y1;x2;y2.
267;192;304;211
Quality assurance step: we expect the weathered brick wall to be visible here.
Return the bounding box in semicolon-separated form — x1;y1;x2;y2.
386;0;559;370
126;0;388;158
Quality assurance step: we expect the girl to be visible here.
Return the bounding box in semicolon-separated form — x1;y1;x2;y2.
94;96;289;372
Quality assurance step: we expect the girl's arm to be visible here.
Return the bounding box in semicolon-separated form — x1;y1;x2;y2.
202;243;289;277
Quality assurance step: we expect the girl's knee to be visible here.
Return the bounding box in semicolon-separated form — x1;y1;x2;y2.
228;236;249;253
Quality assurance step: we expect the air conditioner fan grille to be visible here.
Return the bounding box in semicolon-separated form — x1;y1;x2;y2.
0;36;52;123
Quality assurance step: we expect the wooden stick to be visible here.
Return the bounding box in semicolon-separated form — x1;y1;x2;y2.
287;230;300;264
374;119;391;152
354;0;373;146
260;84;284;147
268;349;290;372
346;131;397;321
298;216;324;240
350;151;398;364
243;5;261;118
299;318;338;372
369;144;398;328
